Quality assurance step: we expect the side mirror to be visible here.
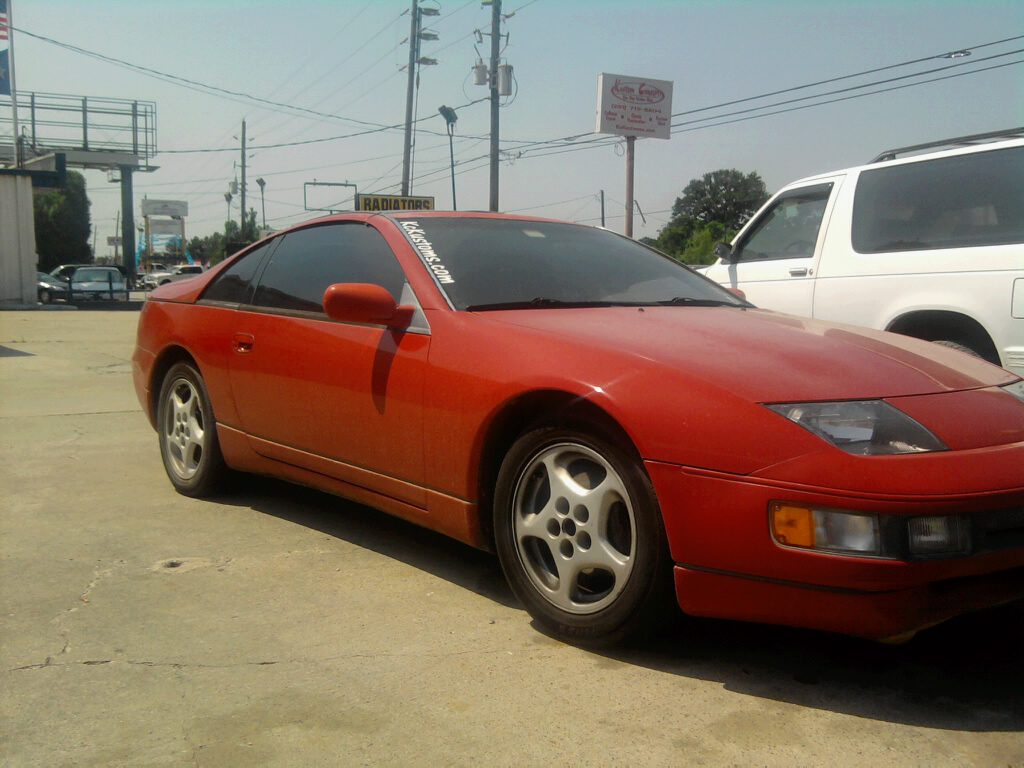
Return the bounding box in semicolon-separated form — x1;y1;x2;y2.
323;283;413;329
714;241;734;261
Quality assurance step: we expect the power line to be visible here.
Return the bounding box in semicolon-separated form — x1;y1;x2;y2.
670;33;1024;118
671;58;1024;136
158;97;489;154
12;25;413;132
498;53;1023;164
492;35;1024;159
670;47;1024;131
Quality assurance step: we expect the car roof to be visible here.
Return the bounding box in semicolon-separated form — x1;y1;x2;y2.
781;135;1024;188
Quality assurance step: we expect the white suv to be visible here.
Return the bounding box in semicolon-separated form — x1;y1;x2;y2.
705;130;1024;377
143;264;204;289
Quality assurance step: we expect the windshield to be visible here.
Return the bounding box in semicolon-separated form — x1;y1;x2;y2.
395;217;746;311
74;269;121;283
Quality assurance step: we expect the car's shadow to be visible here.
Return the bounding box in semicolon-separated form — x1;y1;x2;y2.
222;476;1023;732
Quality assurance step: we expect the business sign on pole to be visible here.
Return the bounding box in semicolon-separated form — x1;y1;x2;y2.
107;236;123;246
141;199;189;217
148;219;183;235
596;73;673;140
355;194;434;212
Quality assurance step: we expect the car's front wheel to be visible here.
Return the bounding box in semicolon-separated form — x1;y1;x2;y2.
157;362;227;497
494;427;673;645
39;288;51;304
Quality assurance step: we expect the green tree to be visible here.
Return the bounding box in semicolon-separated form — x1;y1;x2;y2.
187;233;223;266
34;171;93;271
682;222;734;266
163;240;183;262
672;169;768;230
650;169;768;263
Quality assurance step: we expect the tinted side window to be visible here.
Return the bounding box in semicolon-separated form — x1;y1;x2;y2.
252;222;406;314
734;183;833;261
202;241;275;304
852;145;1024;253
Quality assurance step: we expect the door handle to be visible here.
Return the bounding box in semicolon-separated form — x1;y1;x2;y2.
232;333;255;354
789;268;808;277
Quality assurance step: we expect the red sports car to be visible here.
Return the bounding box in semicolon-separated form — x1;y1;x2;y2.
133;212;1024;645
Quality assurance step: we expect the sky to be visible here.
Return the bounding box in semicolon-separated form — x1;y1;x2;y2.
2;0;1022;259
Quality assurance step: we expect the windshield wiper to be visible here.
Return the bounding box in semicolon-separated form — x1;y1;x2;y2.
465;297;636;311
652;297;746;307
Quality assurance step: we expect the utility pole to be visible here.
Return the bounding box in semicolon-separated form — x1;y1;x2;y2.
624;136;635;237
488;0;501;212
240;119;247;240
401;0;419;196
401;1;439;195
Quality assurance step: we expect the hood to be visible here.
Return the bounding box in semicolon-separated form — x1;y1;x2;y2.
481;306;1014;403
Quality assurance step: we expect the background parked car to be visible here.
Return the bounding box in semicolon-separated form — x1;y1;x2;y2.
49;266;129;301
704;129;1024;377
142;264;204;290
49;263;92;281
37;272;64;303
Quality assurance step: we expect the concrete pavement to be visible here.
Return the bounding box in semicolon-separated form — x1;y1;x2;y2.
1;307;1022;766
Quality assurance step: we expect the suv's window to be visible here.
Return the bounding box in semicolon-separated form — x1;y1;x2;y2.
852;145;1024;253
251;222;406;314
202;240;276;305
74;268;119;282
733;183;832;261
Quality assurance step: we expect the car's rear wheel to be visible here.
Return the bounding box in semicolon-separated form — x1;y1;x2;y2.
494;427;672;645
157;362;227;497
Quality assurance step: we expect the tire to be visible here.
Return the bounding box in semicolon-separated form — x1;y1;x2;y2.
39;288;51;304
157;362;227;497
932;339;982;358
494;427;673;645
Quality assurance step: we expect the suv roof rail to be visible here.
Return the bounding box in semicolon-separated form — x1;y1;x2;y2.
870;126;1024;163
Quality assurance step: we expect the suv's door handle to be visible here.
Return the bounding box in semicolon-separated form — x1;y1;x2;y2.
789;268;808;277
232;333;255;354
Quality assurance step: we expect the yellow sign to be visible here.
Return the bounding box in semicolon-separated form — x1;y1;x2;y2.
356;194;435;212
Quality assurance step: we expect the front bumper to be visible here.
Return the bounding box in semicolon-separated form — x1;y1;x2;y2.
673;562;1024;641
646;458;1024;640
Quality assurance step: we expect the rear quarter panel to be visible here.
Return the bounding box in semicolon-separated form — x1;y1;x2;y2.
134;299;239;428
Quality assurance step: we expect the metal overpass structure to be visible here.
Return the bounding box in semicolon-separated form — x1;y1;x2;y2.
1;91;157;283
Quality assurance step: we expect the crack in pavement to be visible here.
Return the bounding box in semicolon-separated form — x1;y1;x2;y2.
8;658;282;672
50;560;127;660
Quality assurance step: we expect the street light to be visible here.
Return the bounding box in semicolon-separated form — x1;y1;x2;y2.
438;105;458;211
256;177;266;230
224;191;233;232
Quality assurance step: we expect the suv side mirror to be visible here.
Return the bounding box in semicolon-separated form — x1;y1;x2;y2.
714;241;734;261
323;283;413;329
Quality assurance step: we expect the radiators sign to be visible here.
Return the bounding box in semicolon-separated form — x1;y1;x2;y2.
356;194;434;212
596;73;673;140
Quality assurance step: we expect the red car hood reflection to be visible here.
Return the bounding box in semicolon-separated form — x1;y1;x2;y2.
479;306;1014;403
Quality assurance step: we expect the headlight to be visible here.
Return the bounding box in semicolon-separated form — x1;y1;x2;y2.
771;503;970;559
771;503;881;555
765;400;947;455
1002;380;1024;404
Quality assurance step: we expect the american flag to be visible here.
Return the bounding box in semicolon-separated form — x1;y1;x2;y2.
0;0;8;42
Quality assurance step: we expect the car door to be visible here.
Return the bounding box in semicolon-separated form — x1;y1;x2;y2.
705;180;840;317
226;221;430;507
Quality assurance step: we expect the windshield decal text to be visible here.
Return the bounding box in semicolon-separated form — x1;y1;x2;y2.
401;221;454;284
